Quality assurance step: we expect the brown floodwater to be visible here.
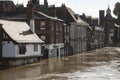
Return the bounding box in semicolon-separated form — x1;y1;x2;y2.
0;47;120;80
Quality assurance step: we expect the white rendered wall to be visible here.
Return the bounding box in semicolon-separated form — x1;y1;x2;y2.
2;41;42;58
2;41;16;57
16;44;41;57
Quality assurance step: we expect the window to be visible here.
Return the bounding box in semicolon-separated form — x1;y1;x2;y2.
110;29;114;33
51;35;54;44
67;26;70;32
40;22;46;29
41;35;46;41
64;26;68;33
19;44;26;54
51;22;54;30
3;33;8;39
56;26;59;31
34;44;38;52
3;33;6;39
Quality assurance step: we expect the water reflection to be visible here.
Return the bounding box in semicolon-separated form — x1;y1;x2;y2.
0;47;120;80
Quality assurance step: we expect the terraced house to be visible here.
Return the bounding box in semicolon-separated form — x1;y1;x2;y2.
56;5;89;53
99;7;115;46
0;0;108;64
0;0;65;58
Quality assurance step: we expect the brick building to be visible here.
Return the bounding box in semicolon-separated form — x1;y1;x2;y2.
80;13;105;50
56;5;89;53
99;7;115;46
0;0;65;58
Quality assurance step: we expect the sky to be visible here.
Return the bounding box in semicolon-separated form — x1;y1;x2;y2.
13;0;120;17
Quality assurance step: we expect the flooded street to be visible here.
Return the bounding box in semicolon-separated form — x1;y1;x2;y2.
1;47;120;80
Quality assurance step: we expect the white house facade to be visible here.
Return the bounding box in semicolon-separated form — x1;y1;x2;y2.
0;19;44;67
2;41;42;58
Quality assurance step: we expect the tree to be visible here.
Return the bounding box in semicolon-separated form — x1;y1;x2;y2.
113;2;120;24
114;2;120;44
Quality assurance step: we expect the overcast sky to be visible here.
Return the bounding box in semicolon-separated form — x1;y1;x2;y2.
13;0;119;17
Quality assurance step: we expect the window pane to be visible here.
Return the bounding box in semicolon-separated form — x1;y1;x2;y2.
34;44;38;52
41;35;46;41
41;22;46;29
19;44;26;54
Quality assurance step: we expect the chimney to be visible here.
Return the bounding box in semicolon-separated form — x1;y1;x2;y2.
27;1;36;33
26;0;35;19
44;0;48;8
49;5;56;17
75;14;80;20
99;10;104;25
61;4;66;20
31;0;39;5
30;19;35;33
0;1;4;12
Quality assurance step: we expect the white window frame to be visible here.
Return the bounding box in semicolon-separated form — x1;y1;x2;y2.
34;44;38;52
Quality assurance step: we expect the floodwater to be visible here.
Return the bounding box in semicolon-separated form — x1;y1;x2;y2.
0;47;120;80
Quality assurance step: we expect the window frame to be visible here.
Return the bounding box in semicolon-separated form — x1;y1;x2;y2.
40;21;46;30
34;44;38;52
19;44;26;54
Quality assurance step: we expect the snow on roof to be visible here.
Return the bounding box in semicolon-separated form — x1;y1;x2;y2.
67;8;89;26
36;11;64;21
115;23;120;28
0;19;44;43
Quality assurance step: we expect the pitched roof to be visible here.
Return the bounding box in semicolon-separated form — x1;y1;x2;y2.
61;7;89;26
0;19;44;43
0;1;15;7
36;11;64;21
95;26;104;31
4;11;64;22
87;26;93;30
115;23;120;28
66;8;77;22
66;8;89;26
104;7;114;21
104;14;114;21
